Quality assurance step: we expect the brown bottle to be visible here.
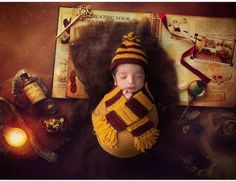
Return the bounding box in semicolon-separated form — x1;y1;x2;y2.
19;69;47;105
19;69;58;115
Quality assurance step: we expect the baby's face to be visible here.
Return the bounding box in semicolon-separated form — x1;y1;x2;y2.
113;64;145;93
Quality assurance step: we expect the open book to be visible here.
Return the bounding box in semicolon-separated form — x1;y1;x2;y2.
51;6;236;107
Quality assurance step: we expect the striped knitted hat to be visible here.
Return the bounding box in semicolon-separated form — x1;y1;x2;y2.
111;32;148;72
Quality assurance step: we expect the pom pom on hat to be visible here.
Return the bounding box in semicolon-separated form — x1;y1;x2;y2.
110;32;148;71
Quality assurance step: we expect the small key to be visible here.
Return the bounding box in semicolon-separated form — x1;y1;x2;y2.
56;5;93;39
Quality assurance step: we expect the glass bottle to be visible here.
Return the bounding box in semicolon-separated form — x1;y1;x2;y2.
19;69;58;115
19;69;47;105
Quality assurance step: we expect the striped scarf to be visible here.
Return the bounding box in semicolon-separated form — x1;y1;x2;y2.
92;86;160;152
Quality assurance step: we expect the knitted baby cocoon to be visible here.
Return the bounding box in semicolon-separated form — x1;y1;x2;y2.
92;86;160;152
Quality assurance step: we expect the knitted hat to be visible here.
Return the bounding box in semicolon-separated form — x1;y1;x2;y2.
111;32;148;72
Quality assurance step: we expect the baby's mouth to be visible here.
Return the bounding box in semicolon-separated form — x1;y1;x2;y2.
126;87;135;92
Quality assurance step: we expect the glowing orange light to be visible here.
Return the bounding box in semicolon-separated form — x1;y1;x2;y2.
4;127;27;148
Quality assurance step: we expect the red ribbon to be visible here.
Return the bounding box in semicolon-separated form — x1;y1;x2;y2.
158;13;211;83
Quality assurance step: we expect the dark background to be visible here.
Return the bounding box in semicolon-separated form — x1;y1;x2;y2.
0;2;236;179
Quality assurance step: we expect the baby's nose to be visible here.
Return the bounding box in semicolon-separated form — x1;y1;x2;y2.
127;76;134;84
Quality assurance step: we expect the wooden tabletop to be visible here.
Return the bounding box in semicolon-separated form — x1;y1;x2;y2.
0;1;235;161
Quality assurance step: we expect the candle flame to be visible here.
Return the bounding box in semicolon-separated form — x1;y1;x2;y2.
4;127;27;148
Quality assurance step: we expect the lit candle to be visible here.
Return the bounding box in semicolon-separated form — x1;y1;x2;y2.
3;127;27;148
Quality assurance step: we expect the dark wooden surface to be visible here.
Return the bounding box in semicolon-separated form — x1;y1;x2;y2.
0;2;236;179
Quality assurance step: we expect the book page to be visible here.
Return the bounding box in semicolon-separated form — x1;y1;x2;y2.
52;7;73;98
159;14;236;107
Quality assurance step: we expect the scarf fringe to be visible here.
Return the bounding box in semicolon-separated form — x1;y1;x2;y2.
92;114;118;148
134;127;160;152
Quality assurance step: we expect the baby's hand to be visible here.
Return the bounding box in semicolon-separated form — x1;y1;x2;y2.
123;90;133;100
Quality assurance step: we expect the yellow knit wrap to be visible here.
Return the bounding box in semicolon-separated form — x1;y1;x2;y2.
92;86;160;152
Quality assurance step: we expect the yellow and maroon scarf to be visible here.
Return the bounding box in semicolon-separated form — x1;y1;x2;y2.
92;86;159;152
